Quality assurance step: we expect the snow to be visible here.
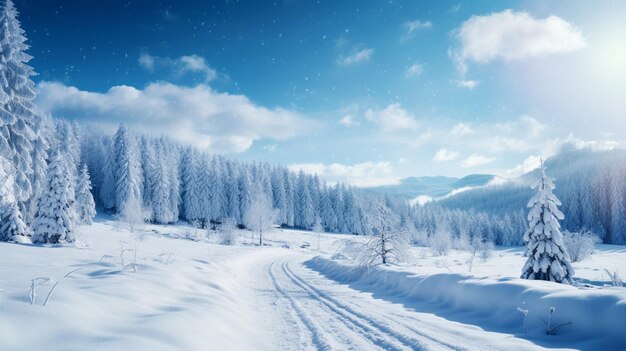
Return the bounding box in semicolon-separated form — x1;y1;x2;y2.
308;250;626;350
1;216;625;350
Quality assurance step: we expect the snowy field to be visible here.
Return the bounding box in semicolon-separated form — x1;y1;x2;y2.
1;215;625;351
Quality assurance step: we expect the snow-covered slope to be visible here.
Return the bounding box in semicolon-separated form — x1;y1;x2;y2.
1;216;625;350
307;255;626;350
366;174;497;200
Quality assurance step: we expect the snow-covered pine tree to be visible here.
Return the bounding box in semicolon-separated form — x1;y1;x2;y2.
521;162;574;284
0;0;37;206
140;136;156;219
181;147;202;223
99;138;117;212
23;114;51;224
209;156;225;223
270;168;286;225
283;169;295;227
32;152;76;244
114;124;143;219
224;161;241;222
238;167;252;226
609;165;626;244
150;141;174;224
295;170;314;229
75;163;96;225
0;156;29;242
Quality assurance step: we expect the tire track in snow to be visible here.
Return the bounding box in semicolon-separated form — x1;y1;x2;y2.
282;261;421;351
284;261;459;351
268;261;333;350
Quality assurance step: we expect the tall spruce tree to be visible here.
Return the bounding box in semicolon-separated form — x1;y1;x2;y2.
75;163;96;225
114;124;143;219
0;0;38;241
521;162;574;284
0;156;29;242
32;152;76;244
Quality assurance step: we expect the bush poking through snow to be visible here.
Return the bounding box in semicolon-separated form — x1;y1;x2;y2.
517;302;529;334
562;229;600;262
30;268;83;306
120;241;138;273
604;269;623;287
542;307;572;335
430;226;452;256
157;251;176;265
219;217;237;245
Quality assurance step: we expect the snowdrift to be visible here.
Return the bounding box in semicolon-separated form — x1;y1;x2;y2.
306;257;626;350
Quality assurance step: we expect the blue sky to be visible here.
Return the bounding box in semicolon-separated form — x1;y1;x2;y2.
21;0;626;186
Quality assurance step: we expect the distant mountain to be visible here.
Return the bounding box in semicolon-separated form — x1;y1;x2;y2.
366;174;497;200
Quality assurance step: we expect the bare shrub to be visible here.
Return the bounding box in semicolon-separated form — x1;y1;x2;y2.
563;229;600;262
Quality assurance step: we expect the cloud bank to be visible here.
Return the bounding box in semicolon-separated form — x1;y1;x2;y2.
36;81;308;153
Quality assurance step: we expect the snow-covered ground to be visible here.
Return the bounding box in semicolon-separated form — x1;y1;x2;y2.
1;216;624;350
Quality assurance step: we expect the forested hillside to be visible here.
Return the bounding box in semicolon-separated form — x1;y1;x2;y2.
438;147;626;244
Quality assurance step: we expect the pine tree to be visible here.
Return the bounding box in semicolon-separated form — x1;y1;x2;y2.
521;162;574;284
295;170;314;229
151;142;174;223
75;163;96;225
140;136;156;218
165;140;180;222
608;165;626;244
24;114;50;224
99;138;116;211
181;147;202;223
32;152;76;244
238;168;252;225
114;124;143;219
0;0;37;205
0;156;29;242
225;161;241;222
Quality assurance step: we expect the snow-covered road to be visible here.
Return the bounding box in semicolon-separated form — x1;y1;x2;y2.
5;220;612;350
253;252;549;351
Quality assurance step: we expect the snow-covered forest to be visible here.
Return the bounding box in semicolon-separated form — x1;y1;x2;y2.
438;147;626;245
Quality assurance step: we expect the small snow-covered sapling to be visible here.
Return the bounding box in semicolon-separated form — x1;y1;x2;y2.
542;306;572;335
517;302;529;334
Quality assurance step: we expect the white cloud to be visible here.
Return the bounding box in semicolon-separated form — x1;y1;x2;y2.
410;195;433;206
404;20;432;34
364;103;419;132
339;115;358;127
456;79;479;90
450;123;474;136
521;115;545;137
288;161;399;188
138;53;155;71
36;81;308;153
138;53;217;82
432;148;460;162
339;48;374;66
451;10;586;73
506;155;542;177
263;144;277;152
406;63;424;77
461;153;496;167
